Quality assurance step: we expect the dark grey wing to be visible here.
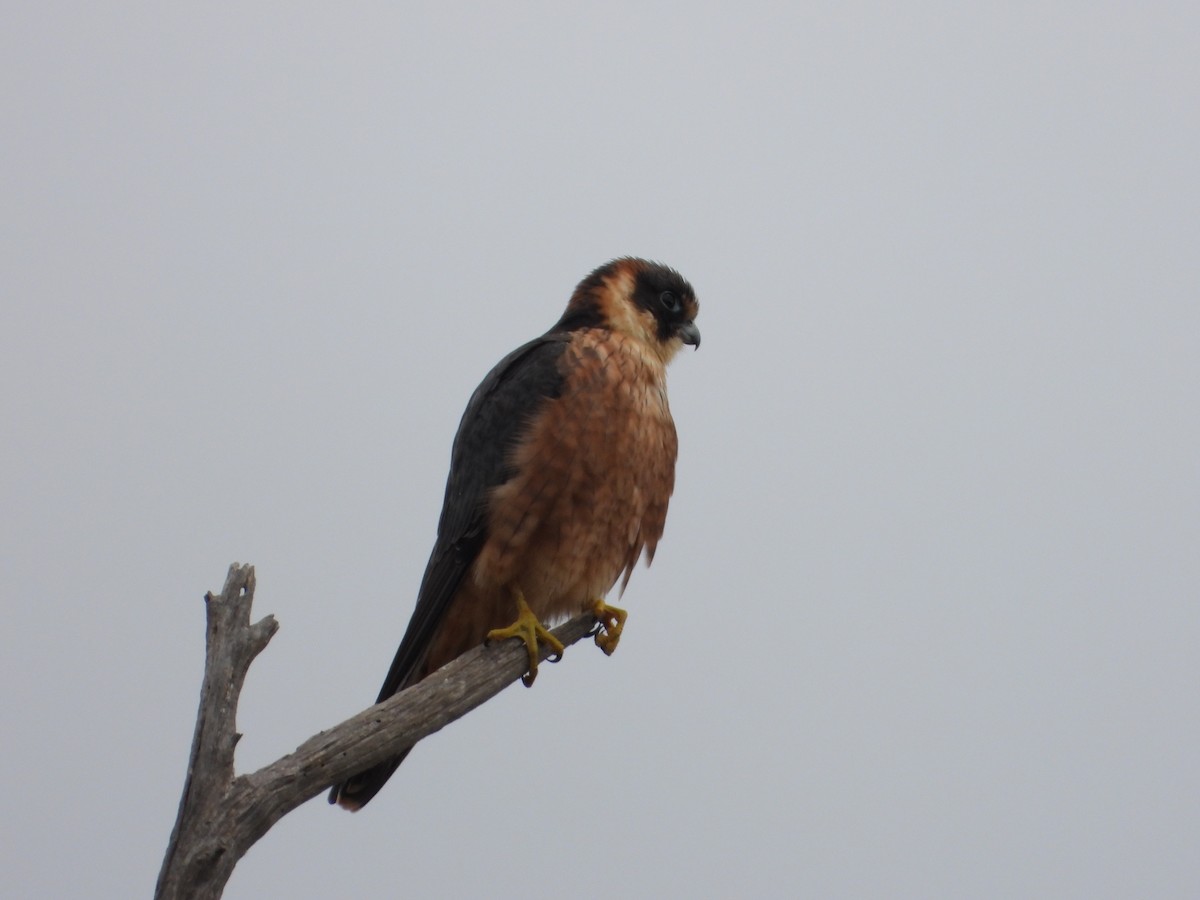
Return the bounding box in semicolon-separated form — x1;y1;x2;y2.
371;331;570;703
329;332;571;809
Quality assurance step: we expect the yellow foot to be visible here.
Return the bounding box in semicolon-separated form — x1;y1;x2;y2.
590;599;627;656
487;592;564;687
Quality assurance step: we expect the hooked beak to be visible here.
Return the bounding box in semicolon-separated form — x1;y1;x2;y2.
678;320;701;349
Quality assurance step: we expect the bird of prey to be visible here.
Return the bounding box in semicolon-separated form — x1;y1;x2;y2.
330;257;700;810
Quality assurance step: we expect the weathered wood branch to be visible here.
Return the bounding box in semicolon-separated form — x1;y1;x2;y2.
156;562;598;900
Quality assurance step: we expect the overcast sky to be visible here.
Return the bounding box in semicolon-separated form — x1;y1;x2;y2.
3;3;1197;898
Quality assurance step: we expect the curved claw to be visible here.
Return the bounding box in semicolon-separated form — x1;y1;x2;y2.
590;599;627;656
487;591;565;687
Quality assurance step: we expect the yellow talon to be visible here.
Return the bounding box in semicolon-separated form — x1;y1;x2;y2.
591;599;627;656
487;591;564;687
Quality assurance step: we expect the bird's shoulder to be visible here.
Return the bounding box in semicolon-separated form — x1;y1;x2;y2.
436;331;573;537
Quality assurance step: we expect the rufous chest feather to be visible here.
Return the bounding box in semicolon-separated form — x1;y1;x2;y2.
558;330;677;477
476;329;678;600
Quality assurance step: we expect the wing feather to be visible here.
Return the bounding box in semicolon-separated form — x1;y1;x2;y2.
370;332;570;702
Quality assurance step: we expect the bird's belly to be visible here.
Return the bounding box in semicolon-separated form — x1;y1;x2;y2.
476;351;677;622
520;430;665;618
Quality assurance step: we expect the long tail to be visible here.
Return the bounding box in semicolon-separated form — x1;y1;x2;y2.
326;650;422;810
327;557;478;810
326;605;444;810
327;748;412;810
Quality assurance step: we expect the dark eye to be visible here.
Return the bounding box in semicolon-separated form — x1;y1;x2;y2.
659;291;680;312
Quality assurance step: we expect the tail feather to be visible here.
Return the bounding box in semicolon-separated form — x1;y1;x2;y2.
328;558;477;810
328;747;413;810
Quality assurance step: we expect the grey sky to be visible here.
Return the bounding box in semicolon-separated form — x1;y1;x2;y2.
3;3;1197;898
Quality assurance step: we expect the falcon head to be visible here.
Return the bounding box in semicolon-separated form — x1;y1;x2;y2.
559;257;701;364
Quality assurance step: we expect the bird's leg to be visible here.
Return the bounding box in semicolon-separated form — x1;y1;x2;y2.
486;588;564;687
590;598;627;656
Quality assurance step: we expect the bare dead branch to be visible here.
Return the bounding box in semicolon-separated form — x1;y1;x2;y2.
155;563;598;900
